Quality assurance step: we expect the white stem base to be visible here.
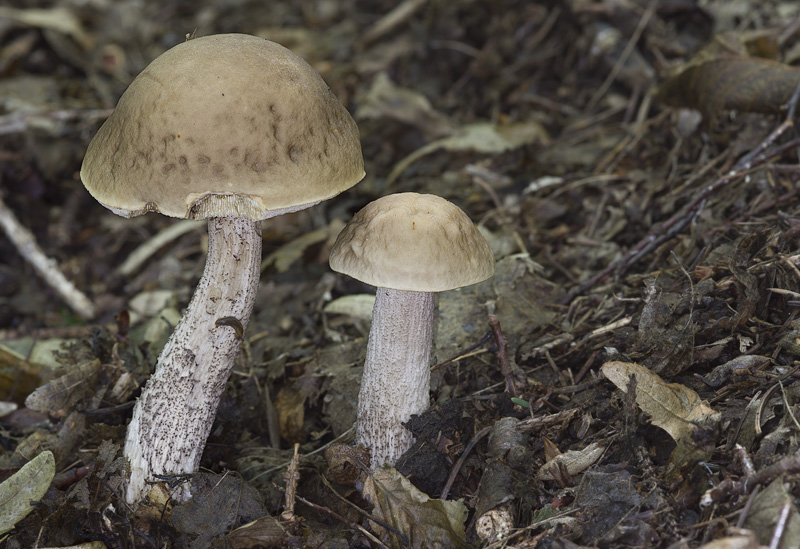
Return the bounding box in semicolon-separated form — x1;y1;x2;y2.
124;216;261;504
356;288;433;467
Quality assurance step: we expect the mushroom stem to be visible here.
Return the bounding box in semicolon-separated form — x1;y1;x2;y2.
356;288;433;467
124;216;261;504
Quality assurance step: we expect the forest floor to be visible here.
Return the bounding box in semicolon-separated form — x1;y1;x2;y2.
2;0;800;547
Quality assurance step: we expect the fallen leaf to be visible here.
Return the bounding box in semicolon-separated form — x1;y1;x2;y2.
601;361;721;471
261;219;344;273
36;543;107;549
743;478;800;548
362;467;469;548
227;516;289;548
0;343;43;401
387;121;550;185
657;56;800;118
536;442;605;481
0;450;55;535
357;72;452;138
602;361;719;443
274;386;307;444
323;294;375;320
0;7;92;50
697;530;760;549
25;359;101;413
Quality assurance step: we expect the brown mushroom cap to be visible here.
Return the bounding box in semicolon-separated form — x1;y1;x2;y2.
80;34;364;220
329;193;495;292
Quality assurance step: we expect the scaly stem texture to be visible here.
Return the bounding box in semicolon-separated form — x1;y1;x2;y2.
356;288;433;467
124;216;261;504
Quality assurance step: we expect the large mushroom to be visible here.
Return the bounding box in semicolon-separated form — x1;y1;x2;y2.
329;193;494;467
81;34;364;504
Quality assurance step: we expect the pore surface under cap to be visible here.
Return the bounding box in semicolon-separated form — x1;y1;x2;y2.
80;34;364;220
329;192;495;292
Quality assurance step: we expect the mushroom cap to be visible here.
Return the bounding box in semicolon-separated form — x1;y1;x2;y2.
329;193;495;292
80;34;364;220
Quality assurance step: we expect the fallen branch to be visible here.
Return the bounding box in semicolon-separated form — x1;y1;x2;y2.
0;195;96;319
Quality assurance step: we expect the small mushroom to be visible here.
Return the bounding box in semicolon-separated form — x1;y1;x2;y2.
329;193;494;466
81;34;364;504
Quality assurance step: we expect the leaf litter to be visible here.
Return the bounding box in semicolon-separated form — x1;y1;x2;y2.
3;0;800;547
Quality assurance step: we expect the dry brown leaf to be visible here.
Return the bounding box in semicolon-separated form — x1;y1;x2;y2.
25;359;101;413
357;72;452;139
542;437;561;462
227;516;289;548
0;343;43;401
362;467;469;548
602;361;720;444
657;56;800;118
536;442;605;482
274;386;306;444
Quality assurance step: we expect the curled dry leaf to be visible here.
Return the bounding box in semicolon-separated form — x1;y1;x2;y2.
536;441;605;482
362;467;469;548
702;355;770;388
602;361;720;443
657;56;800;118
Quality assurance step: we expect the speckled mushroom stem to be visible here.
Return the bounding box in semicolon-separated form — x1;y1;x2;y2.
124;216;261;504
356;288;434;467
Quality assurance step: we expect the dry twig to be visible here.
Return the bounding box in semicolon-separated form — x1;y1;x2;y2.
0;194;96;319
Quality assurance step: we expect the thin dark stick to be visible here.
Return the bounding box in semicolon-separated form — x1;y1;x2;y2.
440;425;492;500
489;314;518;397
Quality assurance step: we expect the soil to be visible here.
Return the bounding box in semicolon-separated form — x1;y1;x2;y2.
2;1;800;547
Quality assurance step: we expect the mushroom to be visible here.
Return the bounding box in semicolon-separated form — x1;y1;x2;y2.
329;193;494;466
80;34;364;504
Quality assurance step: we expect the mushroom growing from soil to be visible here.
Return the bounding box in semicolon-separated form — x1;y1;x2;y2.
80;34;364;504
328;193;494;467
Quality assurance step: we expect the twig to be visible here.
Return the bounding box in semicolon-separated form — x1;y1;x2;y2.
430;331;493;371
489;314;518;398
248;426;354;481
117;220;204;276
771;503;792;549
359;0;428;47
701;452;800;507
0;195;97;319
280;443;301;524
440;425;492;500
587;0;657;111
295;494;389;548
0;108;112;136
